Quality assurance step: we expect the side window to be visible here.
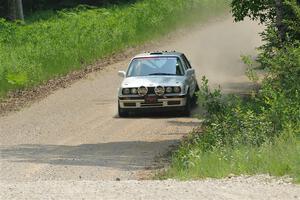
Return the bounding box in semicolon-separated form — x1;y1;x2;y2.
176;58;185;75
179;56;188;71
182;55;192;69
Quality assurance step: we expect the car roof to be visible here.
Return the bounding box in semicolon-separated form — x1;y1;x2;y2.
133;51;184;59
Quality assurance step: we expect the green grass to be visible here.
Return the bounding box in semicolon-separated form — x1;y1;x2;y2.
163;71;300;183
0;0;230;97
165;134;300;183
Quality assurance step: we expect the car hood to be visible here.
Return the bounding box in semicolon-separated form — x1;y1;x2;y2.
122;76;185;88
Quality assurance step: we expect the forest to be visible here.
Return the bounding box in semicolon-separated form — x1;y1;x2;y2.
1;0;137;20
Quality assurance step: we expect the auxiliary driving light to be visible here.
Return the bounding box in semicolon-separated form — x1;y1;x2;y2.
155;86;165;96
138;86;148;96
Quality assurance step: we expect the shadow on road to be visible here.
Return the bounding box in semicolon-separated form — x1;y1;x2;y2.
0;140;179;171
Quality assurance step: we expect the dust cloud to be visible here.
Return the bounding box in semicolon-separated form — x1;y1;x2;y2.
158;16;265;93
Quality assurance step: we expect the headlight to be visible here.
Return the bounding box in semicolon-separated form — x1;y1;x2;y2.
131;88;138;94
122;88;130;95
138;86;148;96
165;87;172;93
173;86;181;93
155;86;165;96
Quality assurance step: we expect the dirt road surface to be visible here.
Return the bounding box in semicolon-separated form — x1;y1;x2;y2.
1;16;299;199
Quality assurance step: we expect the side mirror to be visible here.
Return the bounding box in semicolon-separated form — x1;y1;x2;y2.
118;71;126;78
186;69;195;76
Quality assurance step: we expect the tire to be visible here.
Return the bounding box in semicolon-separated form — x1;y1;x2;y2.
192;84;199;105
183;95;191;116
118;103;129;117
195;82;200;92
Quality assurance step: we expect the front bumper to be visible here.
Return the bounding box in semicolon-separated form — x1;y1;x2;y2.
119;95;187;109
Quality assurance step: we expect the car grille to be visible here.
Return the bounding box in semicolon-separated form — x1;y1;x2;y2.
147;87;155;95
141;102;163;107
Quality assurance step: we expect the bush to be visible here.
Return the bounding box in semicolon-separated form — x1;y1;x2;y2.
158;0;300;182
166;44;300;182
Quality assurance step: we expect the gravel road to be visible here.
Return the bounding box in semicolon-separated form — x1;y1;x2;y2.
1;176;299;200
1;16;299;199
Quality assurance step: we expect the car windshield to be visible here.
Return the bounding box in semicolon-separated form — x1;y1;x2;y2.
127;57;184;77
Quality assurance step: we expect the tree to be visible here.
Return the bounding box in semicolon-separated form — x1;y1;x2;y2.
16;0;24;21
275;0;286;43
231;0;300;45
7;0;24;21
7;0;17;20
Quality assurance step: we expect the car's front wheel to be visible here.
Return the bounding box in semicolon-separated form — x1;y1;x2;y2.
118;103;129;117
182;95;191;116
191;83;199;105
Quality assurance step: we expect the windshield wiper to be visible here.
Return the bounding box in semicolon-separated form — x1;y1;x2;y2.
148;73;175;76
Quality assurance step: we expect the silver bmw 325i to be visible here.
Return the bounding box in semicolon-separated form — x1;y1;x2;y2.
117;51;199;117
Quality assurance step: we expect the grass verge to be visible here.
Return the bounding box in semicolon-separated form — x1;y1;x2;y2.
163;64;300;183
0;0;229;97
165;131;300;182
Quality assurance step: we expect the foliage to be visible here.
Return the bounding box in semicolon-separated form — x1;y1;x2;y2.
166;131;300;182
163;0;300;182
166;43;300;182
0;0;229;97
232;0;300;46
0;0;139;18
231;0;276;23
196;76;224;118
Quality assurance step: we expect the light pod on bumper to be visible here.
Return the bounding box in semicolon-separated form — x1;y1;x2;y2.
154;86;165;96
138;86;148;96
